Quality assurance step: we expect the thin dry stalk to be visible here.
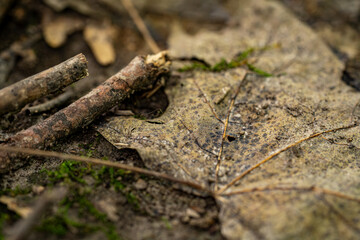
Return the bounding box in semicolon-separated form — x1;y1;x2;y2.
121;0;160;54
221;185;360;203
0;145;208;193
193;79;224;124
217;122;358;194
27;89;74;114
214;73;247;190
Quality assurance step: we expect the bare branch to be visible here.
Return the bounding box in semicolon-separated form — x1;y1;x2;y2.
0;53;88;115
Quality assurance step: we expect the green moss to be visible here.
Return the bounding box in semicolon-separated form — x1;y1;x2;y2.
125;192;139;210
67;194;121;240
235;47;255;61
1;136;131;239
78;136;101;158
0;186;31;196
39;157;140;238
133;114;146;120
45;161;89;184
113;181;125;192
246;63;273;77
92;167;129;191
38;136;144;239
161;216;172;230
77;196;106;221
37;214;92;236
44;155;133;191
178;44;278;77
37;191;121;239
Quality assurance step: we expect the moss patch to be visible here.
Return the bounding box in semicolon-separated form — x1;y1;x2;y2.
178;44;278;76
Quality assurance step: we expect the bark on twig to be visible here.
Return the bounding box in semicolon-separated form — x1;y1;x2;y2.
0;53;88;115
0;51;170;172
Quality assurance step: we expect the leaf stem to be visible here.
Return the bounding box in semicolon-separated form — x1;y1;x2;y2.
214;73;247;190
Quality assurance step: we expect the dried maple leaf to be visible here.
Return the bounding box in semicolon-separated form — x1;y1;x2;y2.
98;1;360;239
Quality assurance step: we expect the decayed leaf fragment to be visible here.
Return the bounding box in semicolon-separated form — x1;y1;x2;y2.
84;21;118;66
43;14;84;48
98;0;360;239
0;196;32;218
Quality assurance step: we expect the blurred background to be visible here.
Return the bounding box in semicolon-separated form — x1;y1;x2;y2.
0;0;358;131
1;0;358;88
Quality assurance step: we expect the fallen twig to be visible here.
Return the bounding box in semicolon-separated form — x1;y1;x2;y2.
0;51;170;172
27;89;74;114
0;53;88;115
6;187;68;240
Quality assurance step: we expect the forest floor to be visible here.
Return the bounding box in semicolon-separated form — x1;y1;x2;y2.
0;0;359;239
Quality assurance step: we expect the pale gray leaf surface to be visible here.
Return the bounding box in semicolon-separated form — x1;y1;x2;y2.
98;0;360;239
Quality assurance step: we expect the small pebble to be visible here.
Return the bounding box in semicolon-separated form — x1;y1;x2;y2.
32;185;45;194
134;179;147;190
186;208;200;219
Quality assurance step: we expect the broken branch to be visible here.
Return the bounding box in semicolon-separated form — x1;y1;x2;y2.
0;52;170;172
0;53;88;115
